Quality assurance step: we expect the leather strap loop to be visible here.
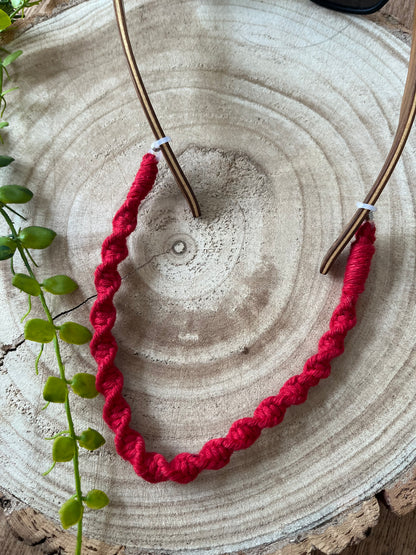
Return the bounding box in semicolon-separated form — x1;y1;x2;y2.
113;0;201;218
320;2;416;273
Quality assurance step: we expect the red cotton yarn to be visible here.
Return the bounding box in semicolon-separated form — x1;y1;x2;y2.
90;152;376;484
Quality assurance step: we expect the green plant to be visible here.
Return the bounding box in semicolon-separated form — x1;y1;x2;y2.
0;5;109;553
0;159;109;555
0;2;44;140
0;1;43;25
0;46;22;140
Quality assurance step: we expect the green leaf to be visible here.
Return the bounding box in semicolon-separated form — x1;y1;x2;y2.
78;428;105;451
0;236;16;260
0;244;13;259
0;155;14;167
18;226;56;249
24;318;55;343
52;436;75;462
0;185;32;204
59;498;83;530
0;121;9;129
2;86;18;95
12;273;41;296
2;50;22;67
11;0;22;9
43;376;68;403
0;9;11;31
42;274;78;295
59;322;92;345
0;236;16;250
70;373;98;399
84;489;109;510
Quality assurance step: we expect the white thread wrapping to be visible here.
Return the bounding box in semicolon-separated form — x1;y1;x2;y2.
151;136;171;151
148;136;171;161
356;201;377;212
148;149;162;161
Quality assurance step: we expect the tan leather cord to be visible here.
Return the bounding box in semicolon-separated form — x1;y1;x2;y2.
320;2;416;274
113;0;201;218
114;0;415;261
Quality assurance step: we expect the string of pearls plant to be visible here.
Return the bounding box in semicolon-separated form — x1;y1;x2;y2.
0;3;108;554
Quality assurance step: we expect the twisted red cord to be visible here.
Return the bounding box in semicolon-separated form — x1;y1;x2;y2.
90;152;376;483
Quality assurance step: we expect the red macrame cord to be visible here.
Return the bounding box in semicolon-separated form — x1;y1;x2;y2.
90;152;376;484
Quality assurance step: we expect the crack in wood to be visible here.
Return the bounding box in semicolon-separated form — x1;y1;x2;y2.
52;251;171;321
53;293;97;322
0;336;25;371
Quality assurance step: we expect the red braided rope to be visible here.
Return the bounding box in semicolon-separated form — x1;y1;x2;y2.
90;152;376;484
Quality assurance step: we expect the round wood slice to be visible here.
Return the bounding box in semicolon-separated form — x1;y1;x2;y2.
1;1;416;553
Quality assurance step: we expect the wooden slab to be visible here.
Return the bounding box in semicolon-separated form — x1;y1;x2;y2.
1;1;416;553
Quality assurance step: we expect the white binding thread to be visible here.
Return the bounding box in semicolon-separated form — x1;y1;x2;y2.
356;201;377;220
148;136;171;161
356;201;377;212
151;136;171;151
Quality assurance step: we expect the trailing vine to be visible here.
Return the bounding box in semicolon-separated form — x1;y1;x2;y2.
0;1;44;138
0;3;108;554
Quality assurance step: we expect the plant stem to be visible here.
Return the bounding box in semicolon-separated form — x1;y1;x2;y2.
0;206;83;554
54;334;83;555
9;1;42;21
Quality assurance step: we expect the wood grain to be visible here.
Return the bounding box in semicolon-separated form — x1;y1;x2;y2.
385;0;414;30
342;501;416;555
1;1;416;554
277;499;380;555
384;466;416;516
